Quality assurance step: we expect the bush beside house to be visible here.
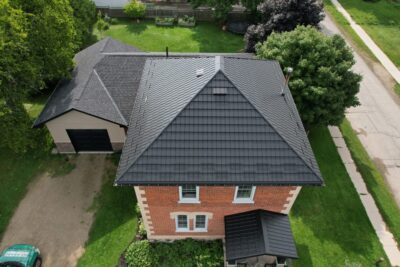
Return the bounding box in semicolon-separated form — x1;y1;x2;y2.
125;239;224;267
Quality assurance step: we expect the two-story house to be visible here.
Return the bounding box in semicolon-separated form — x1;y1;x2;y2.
34;38;323;266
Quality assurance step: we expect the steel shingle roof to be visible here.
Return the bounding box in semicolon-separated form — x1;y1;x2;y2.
116;56;323;185
225;209;298;261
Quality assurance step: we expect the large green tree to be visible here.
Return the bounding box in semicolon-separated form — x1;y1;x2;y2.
256;26;361;127
12;0;77;83
0;0;45;153
69;0;97;48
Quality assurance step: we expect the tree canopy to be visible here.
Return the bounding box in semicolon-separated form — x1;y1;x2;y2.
256;26;361;127
245;0;324;52
69;0;97;48
12;0;77;83
0;0;46;153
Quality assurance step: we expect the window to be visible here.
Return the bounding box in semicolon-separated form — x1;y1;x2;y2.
233;186;256;203
176;215;189;231
179;185;200;203
194;215;208;232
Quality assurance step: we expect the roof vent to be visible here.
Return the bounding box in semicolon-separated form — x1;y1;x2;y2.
196;68;204;77
213;87;227;95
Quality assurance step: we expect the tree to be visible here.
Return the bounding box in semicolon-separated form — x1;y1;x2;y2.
244;0;324;52
96;17;110;38
0;0;46;153
256;26;361;127
11;0;77;83
124;0;146;19
69;0;97;48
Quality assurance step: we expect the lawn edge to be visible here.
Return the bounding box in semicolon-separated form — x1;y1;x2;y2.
339;119;400;245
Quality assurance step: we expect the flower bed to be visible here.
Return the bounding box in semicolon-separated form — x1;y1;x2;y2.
155;17;175;26
178;15;196;27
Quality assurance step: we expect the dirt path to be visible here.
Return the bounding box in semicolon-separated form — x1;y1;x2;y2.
0;155;106;267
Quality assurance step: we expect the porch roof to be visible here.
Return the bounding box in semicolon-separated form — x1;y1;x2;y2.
224;209;298;261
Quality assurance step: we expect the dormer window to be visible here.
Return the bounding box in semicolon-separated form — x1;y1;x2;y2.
179;185;200;203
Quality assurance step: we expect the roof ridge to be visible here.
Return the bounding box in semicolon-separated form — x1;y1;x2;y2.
220;69;323;184
115;69;219;182
93;69;127;125
100;37;111;53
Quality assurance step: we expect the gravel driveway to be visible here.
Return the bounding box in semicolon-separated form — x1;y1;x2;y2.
0;155;106;267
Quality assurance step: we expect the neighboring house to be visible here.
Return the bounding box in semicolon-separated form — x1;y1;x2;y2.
34;38;324;266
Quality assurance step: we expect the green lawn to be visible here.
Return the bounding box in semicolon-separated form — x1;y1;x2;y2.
340;119;400;245
323;0;377;61
77;155;138;267
100;19;244;52
291;127;389;267
337;0;400;67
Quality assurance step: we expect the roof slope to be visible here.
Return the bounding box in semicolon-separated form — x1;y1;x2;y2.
116;56;323;185
33;37;141;127
224;209;298;261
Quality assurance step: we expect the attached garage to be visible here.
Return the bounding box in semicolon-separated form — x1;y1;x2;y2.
67;129;113;152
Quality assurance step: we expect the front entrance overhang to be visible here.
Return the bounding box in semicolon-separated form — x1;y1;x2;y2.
224;209;298;263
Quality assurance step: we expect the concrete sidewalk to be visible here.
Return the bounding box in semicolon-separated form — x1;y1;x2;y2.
330;0;400;84
321;14;400;208
329;126;400;266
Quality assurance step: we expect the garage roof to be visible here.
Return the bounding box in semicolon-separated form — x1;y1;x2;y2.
33;38;142;127
115;56;323;186
224;209;298;261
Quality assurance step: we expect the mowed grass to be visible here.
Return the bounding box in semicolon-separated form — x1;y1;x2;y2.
77;155;138;267
337;0;400;67
291;127;389;266
100;19;244;52
323;0;377;61
340;119;400;244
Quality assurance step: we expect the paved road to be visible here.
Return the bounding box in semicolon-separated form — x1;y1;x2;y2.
321;15;400;206
0;155;106;267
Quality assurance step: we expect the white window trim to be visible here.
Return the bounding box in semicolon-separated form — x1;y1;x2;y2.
178;186;200;204
194;215;208;232
233;186;256;204
175;215;190;232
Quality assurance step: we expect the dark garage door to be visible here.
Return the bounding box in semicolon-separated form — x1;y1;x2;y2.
67;129;113;152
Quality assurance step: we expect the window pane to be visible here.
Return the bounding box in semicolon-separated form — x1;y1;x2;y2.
236;186;252;198
177;215;187;228
181;185;197;198
195;215;206;229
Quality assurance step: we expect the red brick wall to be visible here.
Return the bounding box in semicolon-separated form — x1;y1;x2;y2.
139;186;296;238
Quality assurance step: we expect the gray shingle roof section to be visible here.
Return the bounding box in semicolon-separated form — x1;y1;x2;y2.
224;209;298;261
33;38;142;127
116;57;323;185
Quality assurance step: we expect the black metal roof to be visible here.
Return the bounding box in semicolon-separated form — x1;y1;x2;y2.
224;209;298;261
115;56;323;186
33;37;142;127
34;39;252;128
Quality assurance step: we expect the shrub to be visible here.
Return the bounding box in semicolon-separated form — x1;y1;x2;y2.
125;240;157;267
155;16;175;24
125;239;224;267
256;26;361;127
124;0;146;19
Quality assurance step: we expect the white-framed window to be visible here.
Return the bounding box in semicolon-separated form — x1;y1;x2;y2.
233;185;256;204
194;215;208;232
175;214;189;232
179;185;200;203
